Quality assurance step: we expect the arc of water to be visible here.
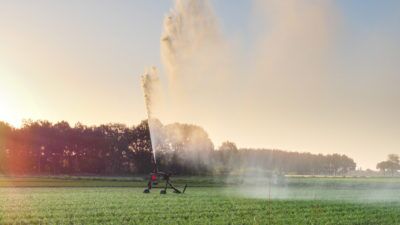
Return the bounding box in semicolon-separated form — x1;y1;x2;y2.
141;68;159;165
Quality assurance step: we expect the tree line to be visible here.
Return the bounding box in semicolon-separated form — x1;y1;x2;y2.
376;154;400;176
0;119;357;176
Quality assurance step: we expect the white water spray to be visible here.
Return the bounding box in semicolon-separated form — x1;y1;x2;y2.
161;0;224;89
141;67;161;163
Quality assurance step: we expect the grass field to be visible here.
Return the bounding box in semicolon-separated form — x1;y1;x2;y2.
0;176;399;225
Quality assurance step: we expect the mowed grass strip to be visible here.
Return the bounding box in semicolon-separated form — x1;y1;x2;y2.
0;176;143;187
0;176;225;187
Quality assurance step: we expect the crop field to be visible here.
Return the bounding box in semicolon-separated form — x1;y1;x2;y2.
0;176;399;225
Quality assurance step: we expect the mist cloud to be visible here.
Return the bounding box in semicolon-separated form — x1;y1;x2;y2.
143;0;399;170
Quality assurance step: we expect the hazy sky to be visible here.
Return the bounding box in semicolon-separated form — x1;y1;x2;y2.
0;0;399;169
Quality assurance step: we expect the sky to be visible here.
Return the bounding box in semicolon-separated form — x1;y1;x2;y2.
0;0;399;169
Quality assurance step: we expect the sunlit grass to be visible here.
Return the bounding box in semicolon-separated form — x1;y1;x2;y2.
0;177;399;224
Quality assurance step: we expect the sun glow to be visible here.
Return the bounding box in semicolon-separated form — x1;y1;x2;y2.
0;94;22;128
0;67;23;127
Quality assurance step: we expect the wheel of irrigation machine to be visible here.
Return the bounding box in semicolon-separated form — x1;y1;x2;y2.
160;190;167;194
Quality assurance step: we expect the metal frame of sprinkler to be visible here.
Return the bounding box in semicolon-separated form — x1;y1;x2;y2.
143;156;187;194
141;71;187;194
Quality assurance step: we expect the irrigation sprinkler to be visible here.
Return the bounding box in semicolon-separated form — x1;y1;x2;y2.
143;152;187;194
141;71;187;194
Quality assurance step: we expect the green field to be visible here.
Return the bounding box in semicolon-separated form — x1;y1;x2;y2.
0;176;399;225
